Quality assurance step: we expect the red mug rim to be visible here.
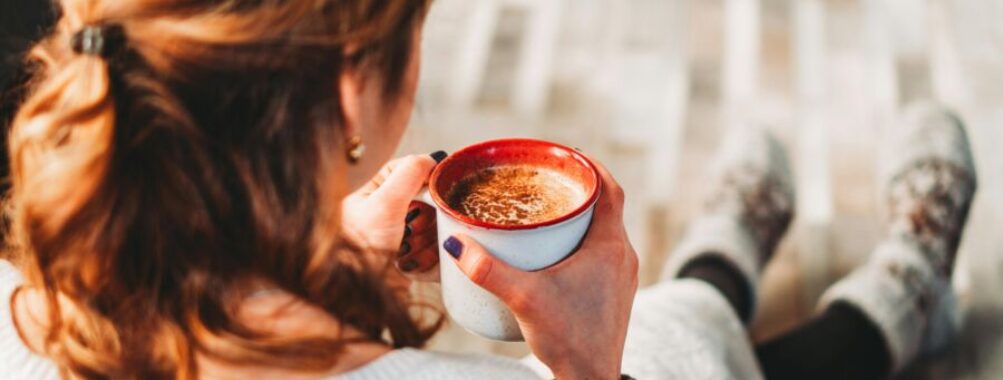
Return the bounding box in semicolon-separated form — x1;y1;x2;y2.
427;138;602;231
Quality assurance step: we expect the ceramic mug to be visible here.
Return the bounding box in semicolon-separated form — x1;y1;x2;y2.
414;138;601;341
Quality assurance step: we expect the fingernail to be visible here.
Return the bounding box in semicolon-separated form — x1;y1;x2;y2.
430;150;448;163
398;242;411;257
399;259;418;272
405;208;421;223
403;225;412;238
443;236;463;259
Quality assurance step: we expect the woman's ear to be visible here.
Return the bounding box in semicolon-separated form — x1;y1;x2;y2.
338;66;364;140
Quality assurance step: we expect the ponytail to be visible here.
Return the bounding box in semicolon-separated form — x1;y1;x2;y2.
7;0;437;378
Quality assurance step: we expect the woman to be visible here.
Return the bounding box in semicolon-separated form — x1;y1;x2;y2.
0;0;978;379
1;0;635;378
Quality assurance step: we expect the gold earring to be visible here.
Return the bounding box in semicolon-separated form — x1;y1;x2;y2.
346;135;366;164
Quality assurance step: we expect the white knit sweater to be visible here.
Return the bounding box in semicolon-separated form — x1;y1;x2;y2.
0;260;763;379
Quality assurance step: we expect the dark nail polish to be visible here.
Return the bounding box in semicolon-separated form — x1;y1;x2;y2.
398;242;411;257
399;259;418;272
405;208;421;223
444;236;463;259
430;150;448;163
403;225;412;238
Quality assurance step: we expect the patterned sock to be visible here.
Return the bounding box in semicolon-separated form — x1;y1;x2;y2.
816;102;977;374
664;127;795;323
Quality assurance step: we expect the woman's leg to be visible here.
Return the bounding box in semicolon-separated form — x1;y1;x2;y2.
663;126;795;324
755;102;977;380
660;124;890;379
756;303;891;379
678;258;888;379
677;256;752;321
591;127;792;379
678;257;891;380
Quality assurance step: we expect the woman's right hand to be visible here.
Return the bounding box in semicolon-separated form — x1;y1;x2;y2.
444;161;638;380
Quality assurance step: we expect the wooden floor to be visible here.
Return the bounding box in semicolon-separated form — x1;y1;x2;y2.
402;1;1003;378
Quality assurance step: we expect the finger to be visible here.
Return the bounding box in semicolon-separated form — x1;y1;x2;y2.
443;234;532;300
589;157;625;214
398;247;441;282
403;227;437;254
406;202;437;232
371;155;437;206
355;156;410;195
579;158;627;245
397;242;439;274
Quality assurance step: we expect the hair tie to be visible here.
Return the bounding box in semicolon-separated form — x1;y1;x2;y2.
71;24;125;58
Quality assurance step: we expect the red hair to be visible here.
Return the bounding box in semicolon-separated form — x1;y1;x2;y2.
7;0;437;378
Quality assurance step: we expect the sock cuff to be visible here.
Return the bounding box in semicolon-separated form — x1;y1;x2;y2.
662;214;761;323
816;237;955;373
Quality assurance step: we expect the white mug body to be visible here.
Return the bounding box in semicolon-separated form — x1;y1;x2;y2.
413;138;602;341
434;198;596;341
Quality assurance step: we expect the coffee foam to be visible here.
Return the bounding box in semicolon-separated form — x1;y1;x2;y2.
445;165;587;226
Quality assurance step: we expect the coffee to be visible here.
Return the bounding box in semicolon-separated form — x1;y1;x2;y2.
445;165;586;225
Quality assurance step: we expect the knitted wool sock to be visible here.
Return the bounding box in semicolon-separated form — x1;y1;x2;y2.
664;127;795;323
817;102;977;374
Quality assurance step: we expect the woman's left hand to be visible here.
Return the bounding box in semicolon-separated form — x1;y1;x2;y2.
341;153;444;276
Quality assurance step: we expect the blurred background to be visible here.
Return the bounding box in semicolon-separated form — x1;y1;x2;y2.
399;0;1003;378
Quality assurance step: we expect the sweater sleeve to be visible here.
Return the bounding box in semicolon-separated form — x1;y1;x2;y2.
0;260;60;380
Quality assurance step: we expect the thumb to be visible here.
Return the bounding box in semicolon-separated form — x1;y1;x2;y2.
372;154;437;206
443;234;533;301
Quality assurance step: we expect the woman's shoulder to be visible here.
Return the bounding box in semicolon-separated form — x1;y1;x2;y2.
0;259;59;380
335;348;543;380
